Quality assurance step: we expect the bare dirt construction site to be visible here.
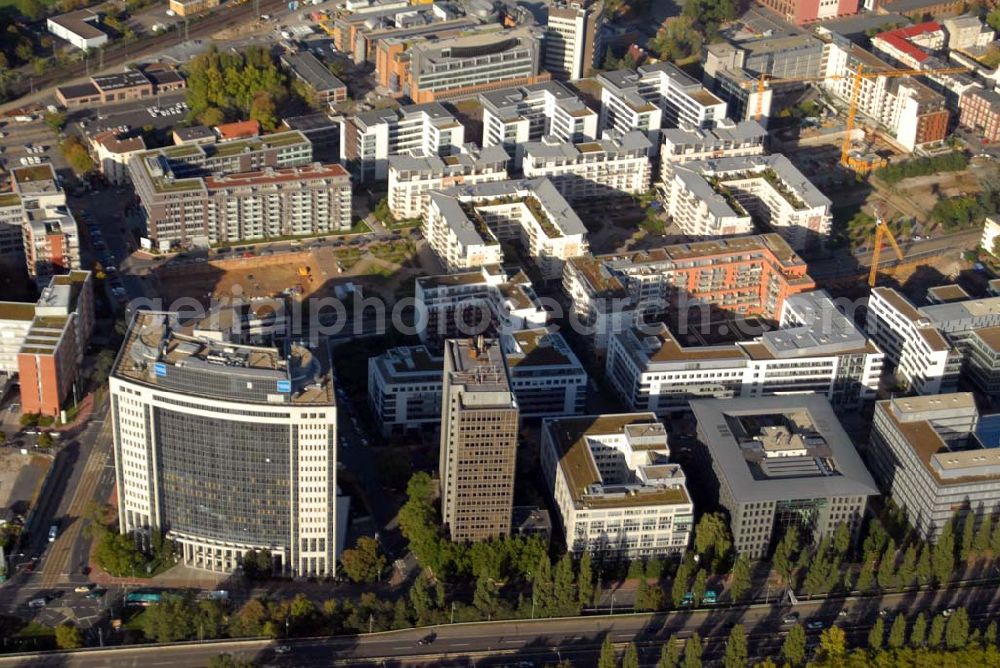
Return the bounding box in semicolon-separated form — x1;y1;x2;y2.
884;158;999;220
154;240;437;307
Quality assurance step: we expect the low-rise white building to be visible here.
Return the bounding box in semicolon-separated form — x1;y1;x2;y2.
662;154;832;251
387;144;509;220
47;9;108;51
368;328;587;434
481;81;599;167
90;130;147;185
541;412;694;559
606;290;884;415
414;265;548;346
422;178;589;280
521;131;651;202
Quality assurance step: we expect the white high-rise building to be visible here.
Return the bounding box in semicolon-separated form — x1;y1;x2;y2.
543;0;604;80
110;312;341;577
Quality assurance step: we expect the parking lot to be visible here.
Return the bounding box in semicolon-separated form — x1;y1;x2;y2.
69;90;190;139
0;118;68;178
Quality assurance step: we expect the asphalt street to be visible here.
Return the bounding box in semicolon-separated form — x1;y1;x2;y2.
0;581;998;667
0;403;116;630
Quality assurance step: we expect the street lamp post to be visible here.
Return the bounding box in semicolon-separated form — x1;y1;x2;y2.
610;593;616;615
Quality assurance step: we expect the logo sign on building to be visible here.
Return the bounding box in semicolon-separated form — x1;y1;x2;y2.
277;379;291;393
154;362;167;377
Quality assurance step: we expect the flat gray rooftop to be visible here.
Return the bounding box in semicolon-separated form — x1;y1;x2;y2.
692;395;879;502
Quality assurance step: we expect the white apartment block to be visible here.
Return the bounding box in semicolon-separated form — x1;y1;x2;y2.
598;62;728;147
368;328;588;435
543;0;604;80
132;159;353;246
481;81;599;167
343;102;465;182
823;39;949;152
869;393;1000;541
540;413;694;559
606;290;883;415
660;119;767;173
422;178;589;280
111;311;341;577
521;131;652;202
662;154;832;251
866;287;969;394
387;144;510;220
414;265;548;345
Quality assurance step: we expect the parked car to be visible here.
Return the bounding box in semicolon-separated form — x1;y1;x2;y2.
782;612;800;624
805;620;824;631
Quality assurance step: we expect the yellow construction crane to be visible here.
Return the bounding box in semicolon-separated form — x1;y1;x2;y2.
868;214;905;288
743;64;969;172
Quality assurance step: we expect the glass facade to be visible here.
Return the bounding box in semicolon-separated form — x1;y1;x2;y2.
154;407;291;548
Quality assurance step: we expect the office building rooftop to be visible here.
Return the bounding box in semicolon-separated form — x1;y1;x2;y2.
692;395;878;501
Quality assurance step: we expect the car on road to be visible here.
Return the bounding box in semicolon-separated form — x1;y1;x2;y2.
805;620;824;631
84;589;105;599
417;632;436;646
74;584;96;593
28;597;46;608
782;612;800;624
274;645;291;654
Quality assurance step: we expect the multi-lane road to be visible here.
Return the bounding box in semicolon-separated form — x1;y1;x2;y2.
1;581;999;667
0;401;117;628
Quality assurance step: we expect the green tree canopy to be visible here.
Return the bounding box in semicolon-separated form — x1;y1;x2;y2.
54;623;82;649
683;633;703;668
340;536;386;584
723;624;748;668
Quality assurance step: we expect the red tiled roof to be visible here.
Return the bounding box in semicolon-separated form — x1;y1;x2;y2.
874;21;943;65
214;119;261;140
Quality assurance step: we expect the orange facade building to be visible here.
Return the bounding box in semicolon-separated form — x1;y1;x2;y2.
2;271;94;417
